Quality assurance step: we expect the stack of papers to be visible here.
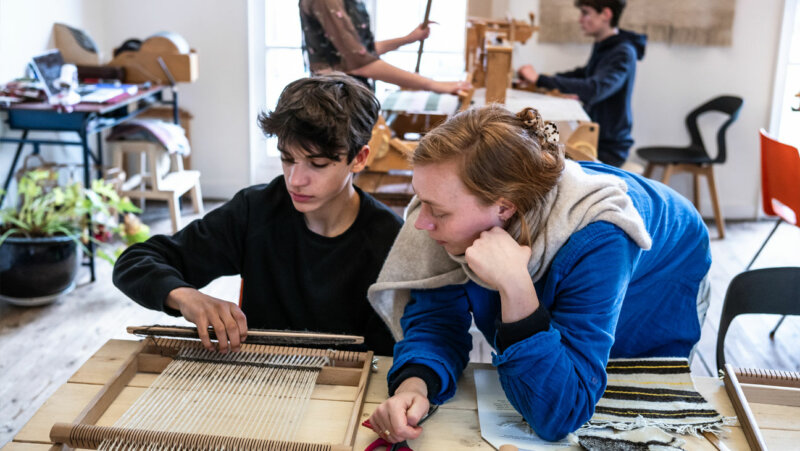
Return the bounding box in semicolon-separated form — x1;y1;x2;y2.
79;84;138;103
380;90;460;115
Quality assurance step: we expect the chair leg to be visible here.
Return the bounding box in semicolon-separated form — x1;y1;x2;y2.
769;316;788;339
138;152;147;210
167;194;181;234
661;164;675;185
190;182;204;215
746;219;782;270
643;163;655;179
693;173;701;209
704;166;725;239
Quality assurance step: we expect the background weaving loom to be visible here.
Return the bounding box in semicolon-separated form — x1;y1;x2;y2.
50;329;373;451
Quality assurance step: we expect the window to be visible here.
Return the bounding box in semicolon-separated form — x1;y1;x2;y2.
263;0;467;158
264;1;307;158
772;0;800;145
371;0;467;99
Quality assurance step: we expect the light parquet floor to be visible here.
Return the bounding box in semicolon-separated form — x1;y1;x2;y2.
1;199;799;447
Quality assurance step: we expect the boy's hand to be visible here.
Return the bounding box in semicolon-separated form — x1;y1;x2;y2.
406;21;434;43
368;377;430;443
518;64;539;84
166;287;248;353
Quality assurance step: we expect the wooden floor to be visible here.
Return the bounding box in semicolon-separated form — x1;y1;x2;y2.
1;199;799;447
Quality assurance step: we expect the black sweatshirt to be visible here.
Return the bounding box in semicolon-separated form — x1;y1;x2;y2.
112;176;402;355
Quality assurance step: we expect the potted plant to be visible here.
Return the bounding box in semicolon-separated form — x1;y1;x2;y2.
0;169;147;306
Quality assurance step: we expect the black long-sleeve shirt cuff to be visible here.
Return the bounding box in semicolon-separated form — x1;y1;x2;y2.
151;276;195;317
387;363;442;400
495;306;551;353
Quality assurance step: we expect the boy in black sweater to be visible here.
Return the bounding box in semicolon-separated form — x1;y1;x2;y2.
518;0;646;167
113;75;403;355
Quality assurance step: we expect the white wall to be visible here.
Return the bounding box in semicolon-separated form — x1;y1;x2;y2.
0;0;260;200
507;0;783;219
101;0;255;199
0;0;108;184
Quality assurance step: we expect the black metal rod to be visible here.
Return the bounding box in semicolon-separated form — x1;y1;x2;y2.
0;130;29;207
79;130;96;282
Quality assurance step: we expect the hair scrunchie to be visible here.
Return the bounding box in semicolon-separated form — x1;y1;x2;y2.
516;107;560;148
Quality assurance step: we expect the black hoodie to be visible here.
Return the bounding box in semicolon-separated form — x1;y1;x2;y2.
537;29;647;166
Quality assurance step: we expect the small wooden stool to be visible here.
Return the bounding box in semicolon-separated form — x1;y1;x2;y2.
111;141;204;233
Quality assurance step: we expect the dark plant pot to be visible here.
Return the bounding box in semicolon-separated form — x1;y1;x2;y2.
0;235;79;306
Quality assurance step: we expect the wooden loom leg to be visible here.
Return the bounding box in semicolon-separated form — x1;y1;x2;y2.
723;364;768;451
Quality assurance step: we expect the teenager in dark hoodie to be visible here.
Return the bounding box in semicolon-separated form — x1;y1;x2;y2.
518;0;646;167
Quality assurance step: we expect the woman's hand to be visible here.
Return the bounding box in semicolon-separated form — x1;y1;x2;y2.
166;287;248;353
465;227;531;290
368;377;430;443
465;227;540;322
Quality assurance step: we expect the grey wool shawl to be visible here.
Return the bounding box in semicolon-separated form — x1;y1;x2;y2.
368;160;653;341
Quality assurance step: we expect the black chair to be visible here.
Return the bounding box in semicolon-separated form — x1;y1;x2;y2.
637;95;744;239
716;267;800;372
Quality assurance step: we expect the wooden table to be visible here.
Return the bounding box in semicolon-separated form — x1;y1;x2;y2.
4;339;799;450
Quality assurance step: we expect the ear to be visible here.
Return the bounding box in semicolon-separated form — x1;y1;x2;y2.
350;145;370;174
601;7;614;24
495;198;517;222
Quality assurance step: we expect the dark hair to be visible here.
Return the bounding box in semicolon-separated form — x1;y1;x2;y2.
258;74;380;163
575;0;626;27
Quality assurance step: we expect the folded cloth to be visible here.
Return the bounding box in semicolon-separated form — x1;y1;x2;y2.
582;358;735;437
106;119;190;155
570;426;686;450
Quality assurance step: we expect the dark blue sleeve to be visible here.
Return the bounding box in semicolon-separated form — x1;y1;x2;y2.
493;224;638;441
537;46;635;108
387;284;473;403
554;65;587;79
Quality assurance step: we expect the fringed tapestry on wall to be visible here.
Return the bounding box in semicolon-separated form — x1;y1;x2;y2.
539;0;736;46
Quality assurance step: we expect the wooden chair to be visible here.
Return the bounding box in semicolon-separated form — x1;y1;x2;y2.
746;130;800;338
637;95;744;239
716;267;800;372
111;141;204;233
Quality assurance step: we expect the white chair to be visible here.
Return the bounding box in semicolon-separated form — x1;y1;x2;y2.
111;141;204;233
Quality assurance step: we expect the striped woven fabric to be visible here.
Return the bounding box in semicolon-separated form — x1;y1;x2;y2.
584;357;733;435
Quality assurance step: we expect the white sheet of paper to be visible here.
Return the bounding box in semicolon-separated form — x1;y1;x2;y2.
474;369;573;450
471;88;591;122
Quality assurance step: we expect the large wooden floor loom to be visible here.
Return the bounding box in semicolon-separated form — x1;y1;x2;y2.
49;326;374;451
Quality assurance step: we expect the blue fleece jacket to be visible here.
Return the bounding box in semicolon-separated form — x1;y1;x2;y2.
388;162;711;441
536;30;647;166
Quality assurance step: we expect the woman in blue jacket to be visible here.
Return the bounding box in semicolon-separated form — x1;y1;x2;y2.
365;105;711;442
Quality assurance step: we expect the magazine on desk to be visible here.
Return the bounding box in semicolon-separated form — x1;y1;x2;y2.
78;83;138;103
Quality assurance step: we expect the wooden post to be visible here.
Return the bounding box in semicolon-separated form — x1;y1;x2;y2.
485;45;512;104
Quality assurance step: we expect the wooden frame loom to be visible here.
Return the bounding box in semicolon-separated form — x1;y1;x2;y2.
49;328;374;451
722;364;800;451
